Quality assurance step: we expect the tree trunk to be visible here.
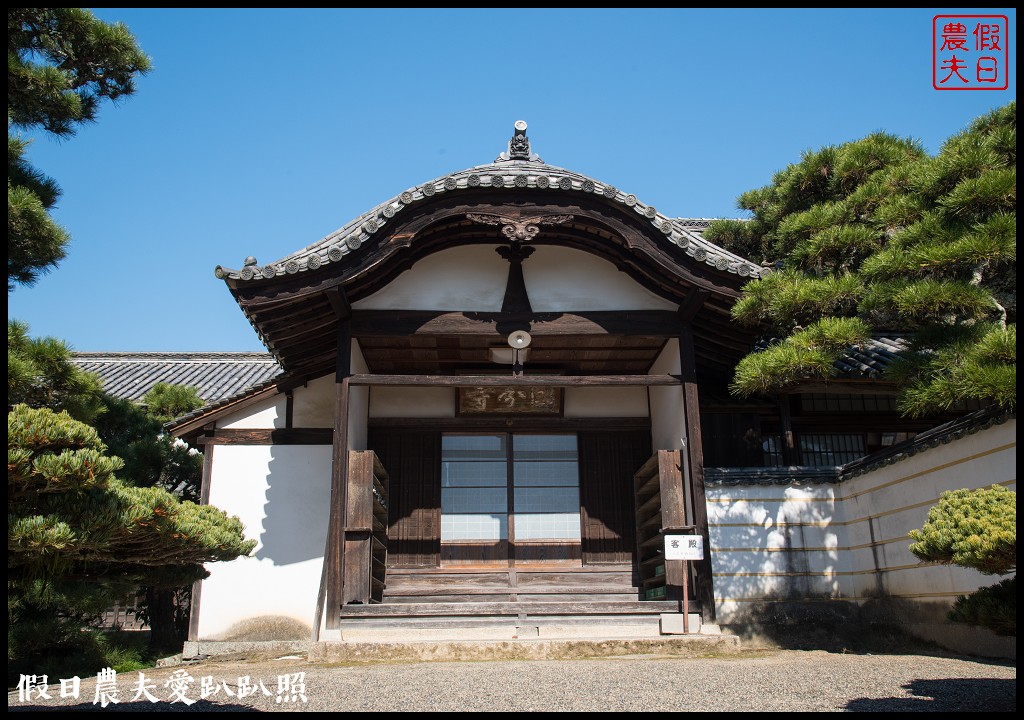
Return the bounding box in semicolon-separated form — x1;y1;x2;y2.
145;587;179;652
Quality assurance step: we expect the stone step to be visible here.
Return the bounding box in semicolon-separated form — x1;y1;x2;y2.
183;631;743;663
385;589;638;602
340;600;680;619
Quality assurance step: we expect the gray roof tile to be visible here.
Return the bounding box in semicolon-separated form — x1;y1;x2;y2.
71;352;283;402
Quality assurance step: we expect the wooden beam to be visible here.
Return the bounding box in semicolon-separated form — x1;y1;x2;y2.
325;286;352;321
336;322;352;382
368;417;650;431
677;288;711;323
657;450;687;604
258;313;338;346
318;377;349;633
318;322;353;634
496;244;535;313
194;428;333;445
349;374;680;387
777;394;800;465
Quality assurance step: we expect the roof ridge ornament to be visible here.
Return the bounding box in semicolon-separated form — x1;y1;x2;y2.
495;120;542;163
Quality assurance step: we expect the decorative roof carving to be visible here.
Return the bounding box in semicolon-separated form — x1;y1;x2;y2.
467;212;574;243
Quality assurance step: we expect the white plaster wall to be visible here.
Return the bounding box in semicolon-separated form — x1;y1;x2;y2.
289;343;369;450
369;386;455;417
525;246;678;311
352;245;506;311
707;418;1016;621
707;485;843;616
838;418;1016;602
291;374;334;427
349;340;369;451
564;387;648;417
351;245;677;312
217;395;285;429
648;340;686;450
197;445;332;639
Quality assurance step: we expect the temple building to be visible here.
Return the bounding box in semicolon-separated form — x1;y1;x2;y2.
78;123;1015;649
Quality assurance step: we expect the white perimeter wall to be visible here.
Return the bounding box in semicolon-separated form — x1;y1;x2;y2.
198;342;370;638
707;418;1017;622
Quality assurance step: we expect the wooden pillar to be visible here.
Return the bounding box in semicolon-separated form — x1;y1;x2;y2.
677;326;716;621
188;438;216;642
314;304;352;637
778;393;800;465
657;451;687;603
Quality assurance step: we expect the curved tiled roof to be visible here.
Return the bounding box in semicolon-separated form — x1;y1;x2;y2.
71;352;283;402
213;159;766;284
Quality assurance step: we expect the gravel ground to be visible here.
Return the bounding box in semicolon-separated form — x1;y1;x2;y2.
8;649;1016;712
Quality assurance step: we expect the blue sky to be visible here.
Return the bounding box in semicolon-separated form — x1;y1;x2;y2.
8;8;1016;352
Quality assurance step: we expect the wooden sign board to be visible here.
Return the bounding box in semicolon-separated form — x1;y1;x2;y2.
457;386;563;416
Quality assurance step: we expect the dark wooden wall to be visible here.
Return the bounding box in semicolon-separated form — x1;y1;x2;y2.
368;429;441;567
578;430;651;564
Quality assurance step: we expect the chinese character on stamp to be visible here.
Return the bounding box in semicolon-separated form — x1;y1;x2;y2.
934;15;1009;90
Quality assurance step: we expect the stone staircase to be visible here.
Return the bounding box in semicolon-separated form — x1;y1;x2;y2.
336;565;697;641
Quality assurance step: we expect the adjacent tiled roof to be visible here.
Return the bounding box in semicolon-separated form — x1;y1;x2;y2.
841;405;1013;478
704;405;1012;486
213;161;767;284
754;335;912;380
71;352;283;402
834;336;911;379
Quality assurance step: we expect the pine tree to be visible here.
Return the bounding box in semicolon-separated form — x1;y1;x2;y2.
8;319;104;422
8;404;256;663
96;383;205;502
909;485;1015;635
8;8;150;288
9;403;255;585
8;323;253;662
93;383;205;648
707;104;1016;417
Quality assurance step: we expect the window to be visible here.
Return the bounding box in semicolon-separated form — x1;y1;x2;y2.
440;434;581;544
440;434;508;542
798;434;866;466
762;435;785;467
512;435;580;540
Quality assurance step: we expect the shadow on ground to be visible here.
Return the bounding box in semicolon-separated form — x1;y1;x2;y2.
845;678;1016;712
